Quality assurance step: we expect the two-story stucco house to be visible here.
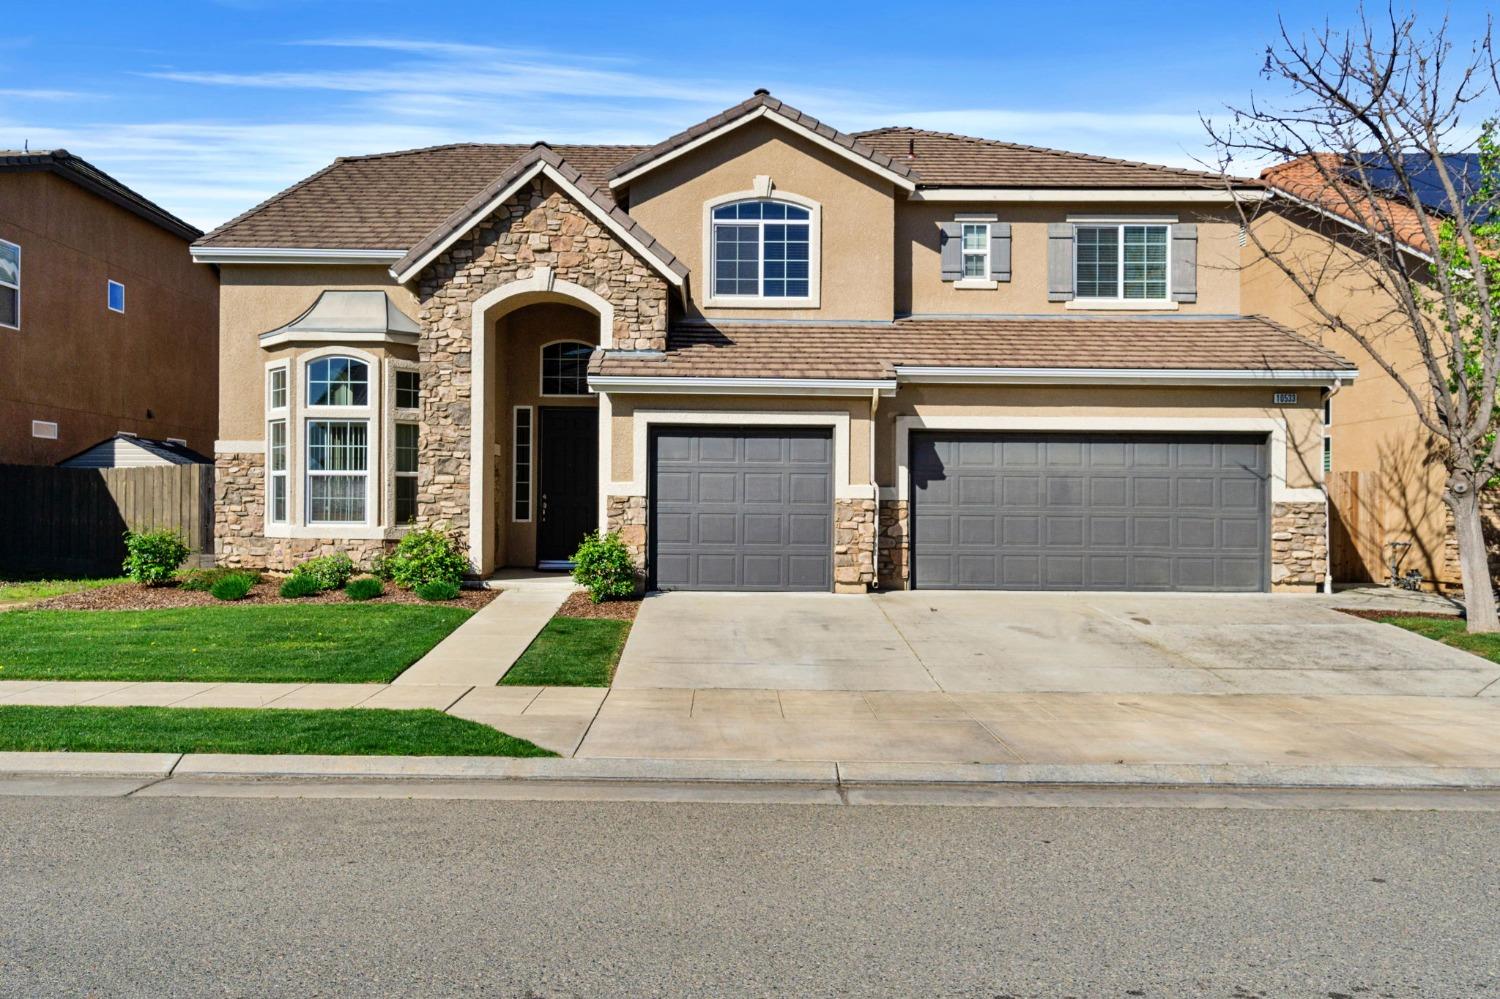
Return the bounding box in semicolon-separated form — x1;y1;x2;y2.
193;91;1357;594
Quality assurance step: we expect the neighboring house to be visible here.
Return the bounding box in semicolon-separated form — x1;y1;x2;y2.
194;91;1357;593
59;432;212;469
0;150;219;465
1247;154;1468;589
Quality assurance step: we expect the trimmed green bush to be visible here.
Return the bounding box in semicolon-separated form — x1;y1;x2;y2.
345;577;384;601
571;531;637;603
295;552;355;592
122;531;190;586
414;579;460;602
385;529;469;589
209;572;255;601
278;573;323;599
179;567;262;592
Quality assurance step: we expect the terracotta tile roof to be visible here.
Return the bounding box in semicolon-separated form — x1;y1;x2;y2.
391;144;688;283
198;142;647;249
1260;154;1431;254
855;128;1243;190
1;149;200;240
590;316;1356;380
605;91;914;186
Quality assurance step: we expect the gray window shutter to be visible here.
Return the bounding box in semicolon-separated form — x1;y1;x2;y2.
1171;224;1198;302
939;222;962;282
1047;223;1074;301
989;223;1012;282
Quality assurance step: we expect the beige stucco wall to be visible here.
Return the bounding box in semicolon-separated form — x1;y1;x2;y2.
1240;208;1448;584
217;264;419;441
874;384;1324;491
897;202;1243;316
624;118;898;322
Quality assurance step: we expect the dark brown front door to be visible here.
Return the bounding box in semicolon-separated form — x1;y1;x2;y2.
537;407;598;567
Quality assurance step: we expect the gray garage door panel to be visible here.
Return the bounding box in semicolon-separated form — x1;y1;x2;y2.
651;428;833;591
910;433;1268;592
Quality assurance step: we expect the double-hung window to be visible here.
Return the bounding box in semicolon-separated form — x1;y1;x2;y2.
0;239;18;329
305;357;371;525
710;199;812;300
266;364;289;525
961;223;990;279
1075;224;1169;300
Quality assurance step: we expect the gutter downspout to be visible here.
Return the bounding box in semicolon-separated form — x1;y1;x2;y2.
870;387;881;591
1322;380;1342;595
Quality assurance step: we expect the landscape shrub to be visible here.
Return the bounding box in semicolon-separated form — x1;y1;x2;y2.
414;579;460;602
295;552;355;591
122;530;190;586
571;531;637;603
278;573;323;599
209;572;256;601
179;567;262;592
384;529;468;589
345;577;384;601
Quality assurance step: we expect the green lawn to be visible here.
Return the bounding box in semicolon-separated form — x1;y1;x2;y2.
0;576;126;606
0;705;555;756
1379;615;1500;663
500;617;631;687
0;605;473;683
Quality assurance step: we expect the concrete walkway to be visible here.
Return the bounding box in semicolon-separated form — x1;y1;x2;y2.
394;588;568;686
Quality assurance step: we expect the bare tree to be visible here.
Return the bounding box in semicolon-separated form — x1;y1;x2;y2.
1205;8;1500;630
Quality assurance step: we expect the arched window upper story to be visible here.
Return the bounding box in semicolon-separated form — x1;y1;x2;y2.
705;196;819;306
541;341;592;396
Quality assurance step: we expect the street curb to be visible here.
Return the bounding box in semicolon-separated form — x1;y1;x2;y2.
3;752;1500;791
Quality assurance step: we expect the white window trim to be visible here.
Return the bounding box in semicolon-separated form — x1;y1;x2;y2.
299;346;380;532
538;338;594;398
1071;222;1172;305
265;360;292;527
267;361;290;415
959;221;990;283
512;405;534;523
0;238;19;330
267;419;289;525
384;358;421;530
701;189;822;309
107;279;125;314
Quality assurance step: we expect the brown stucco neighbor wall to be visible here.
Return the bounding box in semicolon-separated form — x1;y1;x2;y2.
834;498;876;593
1271;501;1329;591
416;178;673;563
878;499;909;590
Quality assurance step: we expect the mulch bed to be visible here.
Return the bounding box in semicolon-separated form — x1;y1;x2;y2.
31;580;499;612
1336;607;1462;622
557;590;641;621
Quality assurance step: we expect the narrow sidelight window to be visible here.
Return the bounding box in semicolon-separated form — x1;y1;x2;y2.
395;423;419;524
513;407;532;522
268;420;288;523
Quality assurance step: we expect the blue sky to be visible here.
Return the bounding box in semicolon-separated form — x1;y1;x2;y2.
4;1;1492;230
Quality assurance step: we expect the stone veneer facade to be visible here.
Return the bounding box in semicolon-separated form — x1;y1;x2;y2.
877;499;909;589
606;494;648;591
834;498;877;592
1270;500;1329;590
414;177;672;561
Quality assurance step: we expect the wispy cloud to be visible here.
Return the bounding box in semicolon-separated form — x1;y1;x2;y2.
0;87;92;101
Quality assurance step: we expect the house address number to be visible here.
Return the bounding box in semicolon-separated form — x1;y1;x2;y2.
1273;392;1298;405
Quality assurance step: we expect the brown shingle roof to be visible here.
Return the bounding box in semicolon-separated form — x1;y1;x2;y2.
590;316;1355;380
605;91;915;187
1260;154;1431;254
391;144;688;283
855;128;1246;189
198;142;647;249
1;149;201;240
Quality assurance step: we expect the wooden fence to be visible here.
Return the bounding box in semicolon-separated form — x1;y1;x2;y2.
0;464;213;576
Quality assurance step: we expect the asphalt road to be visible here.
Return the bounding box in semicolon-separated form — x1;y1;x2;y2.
1;795;1497;998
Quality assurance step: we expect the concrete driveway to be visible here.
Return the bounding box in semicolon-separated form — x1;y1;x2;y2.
613;591;1499;697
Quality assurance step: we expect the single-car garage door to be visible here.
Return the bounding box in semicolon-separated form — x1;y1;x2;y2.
650;427;833;591
910;432;1269;591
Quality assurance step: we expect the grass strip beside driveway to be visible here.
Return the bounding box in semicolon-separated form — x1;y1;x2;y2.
500;617;630;687
0;605;473;683
1379;614;1500;663
0;705;556;756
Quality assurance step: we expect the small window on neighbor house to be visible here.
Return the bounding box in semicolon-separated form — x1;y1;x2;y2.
1075;224;1169;300
268;367;288;411
961;223;990;279
0;240;18;329
306;356;369;407
513;407;532;522
31;419;57;440
541;342;592;396
395;370;421;410
395;423;419;525
107;280;125;314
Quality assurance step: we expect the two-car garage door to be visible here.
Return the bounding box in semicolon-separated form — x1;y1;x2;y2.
909;432;1270;591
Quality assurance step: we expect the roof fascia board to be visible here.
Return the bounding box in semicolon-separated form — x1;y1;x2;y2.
1264;187;1434;264
258;329;420;348
190;246;405;265
908;188;1266;203
895;365;1355;385
589;375;899;396
609;106;917;192
390;160;686;289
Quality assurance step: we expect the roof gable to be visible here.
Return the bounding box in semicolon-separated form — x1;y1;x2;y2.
606;91;917;192
1;149;201;240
